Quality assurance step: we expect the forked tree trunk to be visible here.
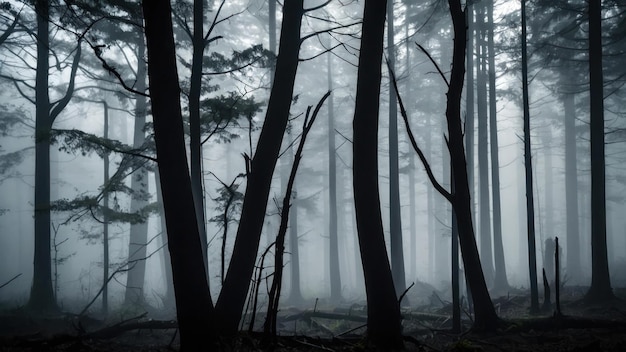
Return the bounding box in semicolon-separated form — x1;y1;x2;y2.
142;1;214;348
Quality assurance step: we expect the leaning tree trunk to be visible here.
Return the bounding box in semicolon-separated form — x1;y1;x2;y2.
352;0;403;348
443;0;500;330
214;0;304;334
142;0;214;348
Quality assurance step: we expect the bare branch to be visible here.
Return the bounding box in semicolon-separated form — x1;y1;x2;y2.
387;59;452;202
415;42;450;88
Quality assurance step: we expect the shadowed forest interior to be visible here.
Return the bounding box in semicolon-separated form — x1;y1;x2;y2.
1;0;626;350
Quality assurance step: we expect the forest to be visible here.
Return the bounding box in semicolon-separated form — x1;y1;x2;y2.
1;0;626;350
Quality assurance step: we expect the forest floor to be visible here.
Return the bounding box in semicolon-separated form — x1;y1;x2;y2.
2;286;626;351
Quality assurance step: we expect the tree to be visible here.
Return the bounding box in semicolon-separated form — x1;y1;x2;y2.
352;0;403;347
486;0;509;293
142;0;214;348
585;0;614;303
215;0;305;333
30;0;82;313
387;0;407;299
521;0;539;313
124;31;149;306
397;0;501;331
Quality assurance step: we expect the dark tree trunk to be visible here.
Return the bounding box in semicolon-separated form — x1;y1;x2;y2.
30;0;80;313
352;0;403;347
142;1;214;348
215;0;303;333
585;0;614;303
189;0;209;280
445;0;500;330
487;0;508;293
387;0;407;299
521;0;540;313
465;3;475;222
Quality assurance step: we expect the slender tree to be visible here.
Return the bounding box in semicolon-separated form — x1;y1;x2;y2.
215;0;304;333
29;0;82;313
521;0;539;313
142;0;214;348
486;0;509;293
387;0;407;299
585;0;614;303
353;0;403;347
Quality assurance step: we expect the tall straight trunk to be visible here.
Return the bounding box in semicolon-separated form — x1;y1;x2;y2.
405;17;417;282
352;0;402;347
487;0;508;292
562;80;580;283
30;0;56;314
475;4;493;286
465;3;475;221
215;0;303;333
521;0;539;312
451;168;460;333
543;134;553;238
30;0;80;312
189;0;209;279
586;0;613;303
143;0;214;348
387;0;406;298
328;46;341;302
102;102;110;315
125;36;149;305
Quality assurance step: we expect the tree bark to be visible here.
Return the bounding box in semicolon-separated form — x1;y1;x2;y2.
142;1;214;348
352;0;403;347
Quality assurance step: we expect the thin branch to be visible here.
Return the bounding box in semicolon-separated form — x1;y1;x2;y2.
387;59;452;202
304;0;332;13
415;42;450;88
0;273;22;290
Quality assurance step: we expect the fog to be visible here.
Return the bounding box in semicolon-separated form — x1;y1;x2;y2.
1;0;626;345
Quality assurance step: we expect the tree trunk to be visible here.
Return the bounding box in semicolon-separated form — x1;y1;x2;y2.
215;0;303;333
465;2;475;223
521;0;539;313
487;0;508;293
561;75;581;283
30;0;81;313
125;35;149;305
328;38;341;303
189;0;209;280
352;0;403;347
102;102;110;316
445;0;500;330
586;0;614;303
475;4;494;286
142;1;214;348
387;0;407;299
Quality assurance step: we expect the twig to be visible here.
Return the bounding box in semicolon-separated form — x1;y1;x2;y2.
415;43;450;87
398;282;415;306
0;273;22;289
